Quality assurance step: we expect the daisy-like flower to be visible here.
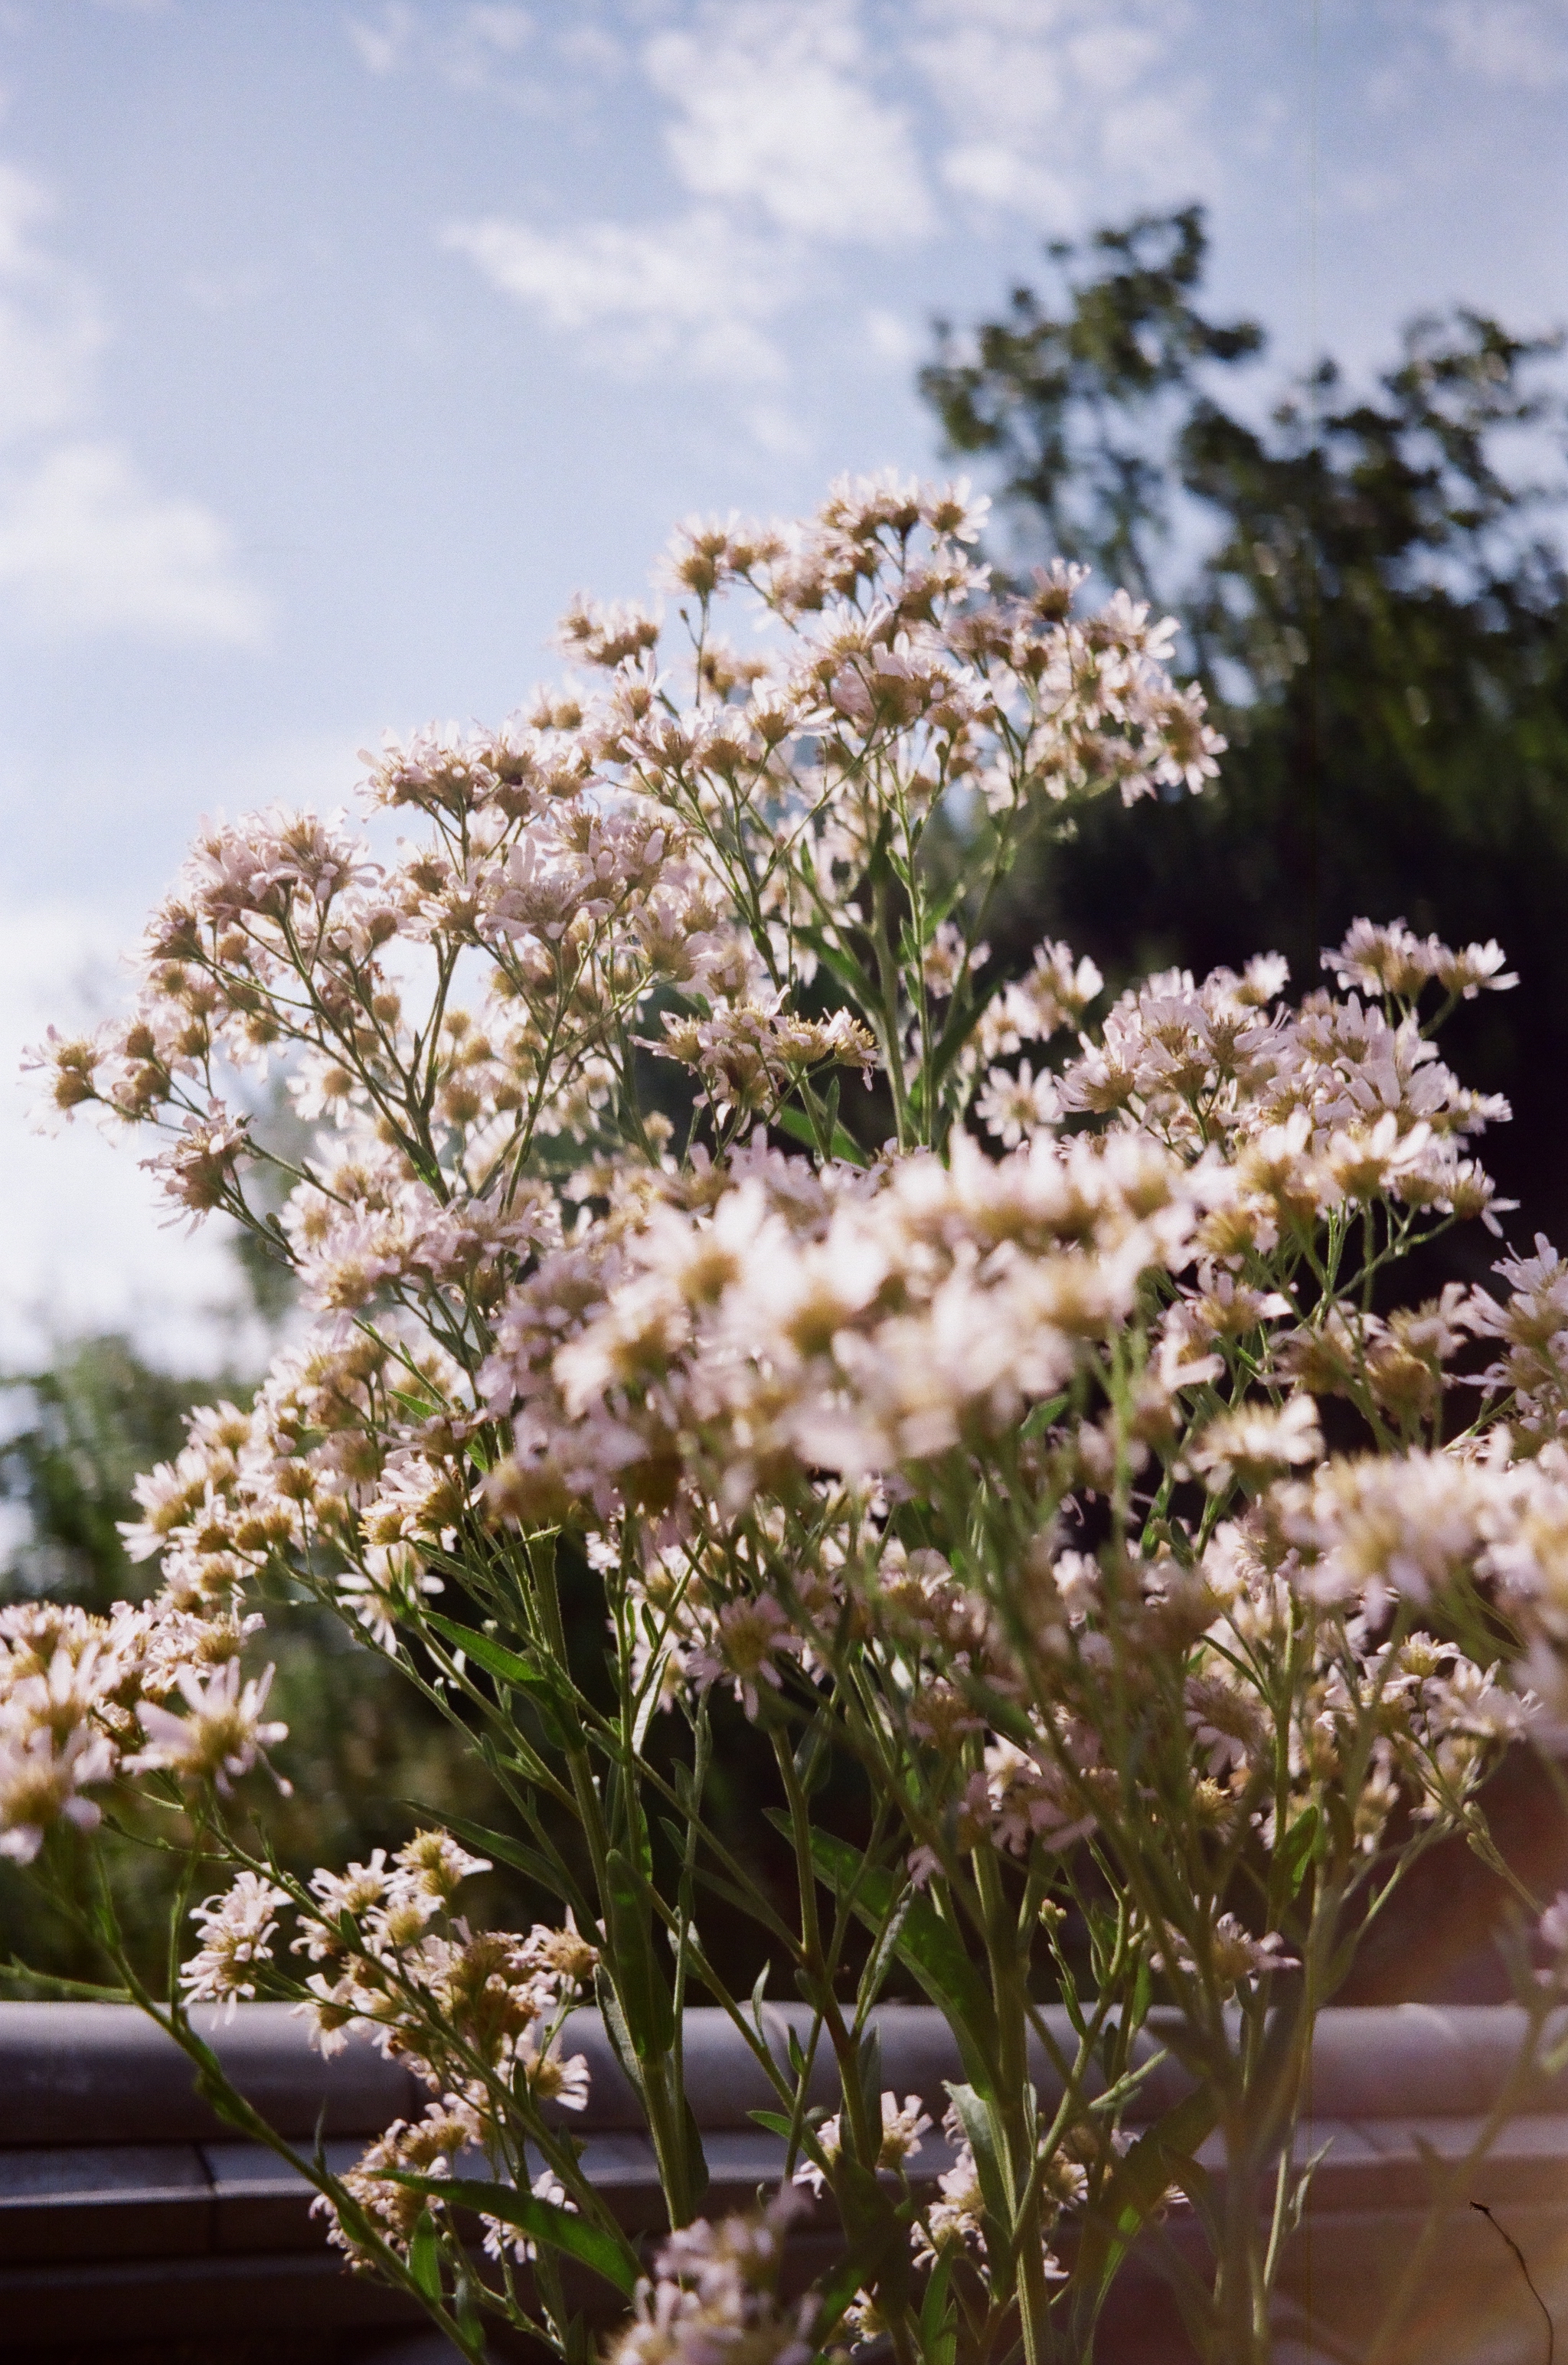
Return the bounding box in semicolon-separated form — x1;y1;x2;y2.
1189;1395;1323;1493
131;1659;289;1795
915;2139;987;2267
521;2039;592;2112
975;1060;1060;1147
394;1827;492;1903
686;1595;801;1719
294;1970;363;2056
792;2091;931;2195
181;1870;292;2013
1159;1912;1299;1998
482;2170;573;2266
0;1722;118;1863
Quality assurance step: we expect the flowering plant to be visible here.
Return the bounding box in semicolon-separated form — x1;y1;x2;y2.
11;475;1568;2365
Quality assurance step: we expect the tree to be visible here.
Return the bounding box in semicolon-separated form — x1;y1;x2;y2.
923;207;1568;1267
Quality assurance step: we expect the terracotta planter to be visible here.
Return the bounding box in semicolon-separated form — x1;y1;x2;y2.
2;2001;1565;2362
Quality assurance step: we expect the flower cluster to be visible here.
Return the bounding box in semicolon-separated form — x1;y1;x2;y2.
0;1595;286;1864
181;1834;598;2279
606;2192;816;2365
792;2088;932;2196
13;477;1557;2365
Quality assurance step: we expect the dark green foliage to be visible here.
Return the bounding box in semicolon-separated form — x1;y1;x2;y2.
0;1335;222;1611
0;1333;525;1992
925;205;1263;601
923;205;1568;1258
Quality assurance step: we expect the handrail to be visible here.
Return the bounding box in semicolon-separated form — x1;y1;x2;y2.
5;2004;1568;2360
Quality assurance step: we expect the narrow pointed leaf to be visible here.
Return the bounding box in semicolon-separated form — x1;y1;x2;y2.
409;2204;443;2301
604;1847;675;2058
777;1104;869;1168
390;2175;640;2297
809;1830;997;2093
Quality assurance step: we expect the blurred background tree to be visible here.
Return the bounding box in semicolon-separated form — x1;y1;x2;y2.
922;203;1568;1270
922;206;1568;1995
0;1295;534;1993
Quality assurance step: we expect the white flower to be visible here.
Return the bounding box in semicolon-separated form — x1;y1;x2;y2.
522;2040;591;2112
792;2113;843;2197
131;1660;289;1795
915;2140;987;2265
792;2091;931;2196
1189;1396;1323;1492
482;2169;573;2265
0;1722;117;1863
394;1827;492;1903
975;1060;1060;1147
181;1871;292;2012
1159;1912;1299;1997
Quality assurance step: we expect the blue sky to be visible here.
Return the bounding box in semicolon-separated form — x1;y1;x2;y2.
2;0;1566;1361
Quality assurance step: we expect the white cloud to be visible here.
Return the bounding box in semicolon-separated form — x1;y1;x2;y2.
0;442;266;643
907;0;1208;225
744;399;814;458
445;209;795;381
554;21;625;77
347;2;537;96
864;305;919;367
1430;0;1568;87
346;2;417;75
0;162;104;446
941;144;1073;217
645;0;933;244
0;155;265;645
446;0;938;406
441;4;534;93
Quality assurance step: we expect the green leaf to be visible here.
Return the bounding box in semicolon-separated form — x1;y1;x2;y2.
777;1103;868;1169
603;1850;675;2059
815;2156;912;2327
943;2082;1011;2236
390;2176;640;2298
792;1710;835;1799
433;1808;574;1903
920;2253;958;2365
1080;2084;1220;2305
856;1886;916;2023
409;2204;443;2302
796;927;872;1005
424;1611;536;1686
811;2226;895;2347
678;2090;712;2218
1020;1391;1070;1442
596;1967;646;2105
424;1614;570;1743
670;1841;797;1948
749;2109;798;2141
601;1763;653;1875
853;2024;883;2162
1277;1806;1320;1900
453;2258;482;2346
809;1830;997;2095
